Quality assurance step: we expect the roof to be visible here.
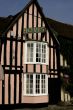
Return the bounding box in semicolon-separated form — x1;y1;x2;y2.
47;18;73;39
0;16;13;36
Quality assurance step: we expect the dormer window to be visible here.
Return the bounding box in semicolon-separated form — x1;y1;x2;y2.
24;41;48;65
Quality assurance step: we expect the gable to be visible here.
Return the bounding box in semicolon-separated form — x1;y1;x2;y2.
2;0;59;46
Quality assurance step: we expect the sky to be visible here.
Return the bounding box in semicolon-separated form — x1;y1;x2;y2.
0;0;73;25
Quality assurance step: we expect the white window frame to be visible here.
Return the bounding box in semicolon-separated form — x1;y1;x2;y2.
23;74;48;96
24;41;48;65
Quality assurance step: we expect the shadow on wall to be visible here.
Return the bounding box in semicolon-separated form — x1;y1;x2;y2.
58;36;73;96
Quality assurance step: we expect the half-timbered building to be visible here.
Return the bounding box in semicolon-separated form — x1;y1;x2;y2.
0;0;61;107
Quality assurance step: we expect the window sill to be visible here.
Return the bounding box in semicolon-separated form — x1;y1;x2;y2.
23;94;48;96
24;62;48;65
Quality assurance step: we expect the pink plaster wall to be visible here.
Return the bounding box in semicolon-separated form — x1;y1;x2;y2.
60;54;63;66
42;65;46;73
28;33;32;39
51;48;53;69
34;17;36;27
28;64;33;73
47;30;49;43
0;81;2;104
29;15;32;28
34;5;37;16
13;24;16;37
42;22;45;41
12;41;15;66
16;74;19;103
36;64;40;73
5;74;8;104
24;13;27;28
55;49;57;70
34;33;37;40
1;44;4;65
29;5;32;15
38;12;41;18
7;31;10;38
18;17;22;37
6;41;10;65
23;96;48;103
10;74;14;104
23;64;26;73
38;18;41;40
17;42;21;66
29;6;33;40
51;38;53;46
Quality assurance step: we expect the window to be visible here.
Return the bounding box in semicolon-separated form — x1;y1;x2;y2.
24;41;48;64
23;74;48;96
36;43;41;62
27;43;33;62
41;75;46;93
26;74;33;94
36;75;40;94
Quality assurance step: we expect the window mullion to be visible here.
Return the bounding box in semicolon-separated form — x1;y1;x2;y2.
40;74;41;95
34;43;36;63
24;43;27;63
33;74;35;95
46;75;48;95
46;44;48;64
24;74;26;95
29;75;30;94
22;73;24;96
41;43;42;63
